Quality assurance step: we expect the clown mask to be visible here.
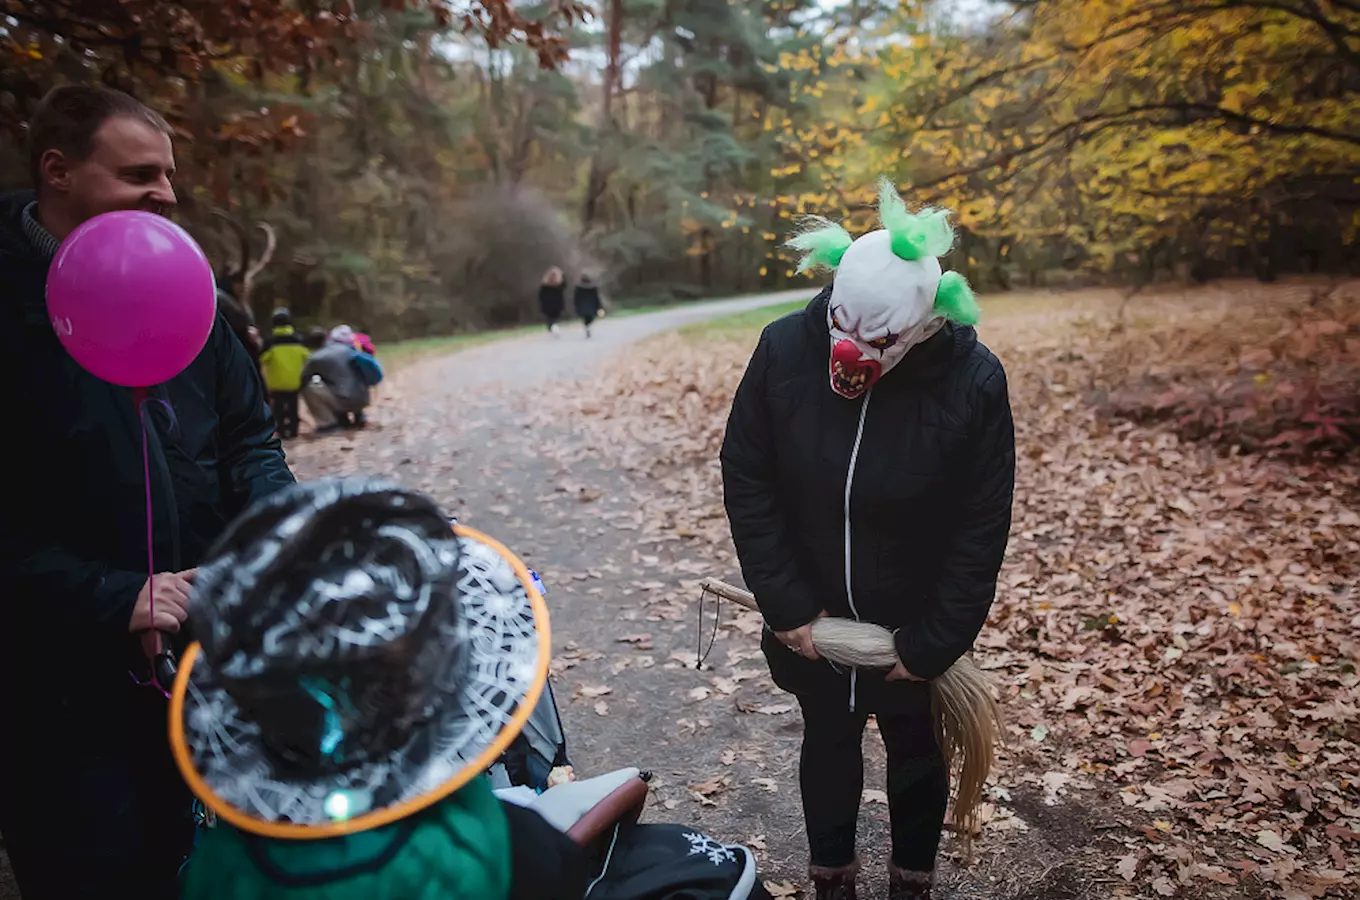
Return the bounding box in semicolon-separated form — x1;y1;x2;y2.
787;178;982;400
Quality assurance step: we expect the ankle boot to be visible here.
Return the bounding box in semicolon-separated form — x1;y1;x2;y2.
809;857;860;900
886;862;933;900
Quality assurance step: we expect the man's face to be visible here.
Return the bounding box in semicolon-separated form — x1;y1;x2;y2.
49;116;177;224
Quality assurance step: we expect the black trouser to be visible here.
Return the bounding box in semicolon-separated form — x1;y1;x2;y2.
0;686;195;899
270;390;300;439
798;699;949;872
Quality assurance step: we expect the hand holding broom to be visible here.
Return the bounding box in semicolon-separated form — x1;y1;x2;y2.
699;577;1002;853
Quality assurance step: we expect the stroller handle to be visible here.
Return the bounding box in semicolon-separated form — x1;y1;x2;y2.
565;775;650;848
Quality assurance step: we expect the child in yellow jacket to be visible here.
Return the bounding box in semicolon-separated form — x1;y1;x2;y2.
258;308;310;439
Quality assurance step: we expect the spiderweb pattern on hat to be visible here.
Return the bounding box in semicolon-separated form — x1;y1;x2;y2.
181;531;540;829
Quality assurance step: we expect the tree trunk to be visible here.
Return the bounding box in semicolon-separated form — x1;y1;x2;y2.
581;0;623;228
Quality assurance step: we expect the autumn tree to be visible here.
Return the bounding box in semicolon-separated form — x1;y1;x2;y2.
853;0;1360;284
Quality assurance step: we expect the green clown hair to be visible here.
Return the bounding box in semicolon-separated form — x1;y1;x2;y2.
878;177;955;262
934;270;981;325
786;216;854;273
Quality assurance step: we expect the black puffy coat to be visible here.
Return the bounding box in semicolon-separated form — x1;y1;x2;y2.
0;191;296;725
539;283;566;319
574;284;602;320
720;288;1015;713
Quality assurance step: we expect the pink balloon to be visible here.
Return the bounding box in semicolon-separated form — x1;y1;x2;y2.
46;210;217;387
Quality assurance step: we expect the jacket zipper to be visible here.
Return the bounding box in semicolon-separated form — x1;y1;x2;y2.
843;386;873;711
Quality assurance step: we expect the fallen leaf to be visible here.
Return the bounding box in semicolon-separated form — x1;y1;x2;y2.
752;778;778;793
711;676;739;695
688;687;712;702
689;776;730;797
594;700;609;716
763;881;799;899
1255;830;1289;854
577;685;612;699
1116;853;1140;881
1030;724;1049;743
863;789;888;805
1189;863;1236;886
755;703;793;715
1151;876;1176;896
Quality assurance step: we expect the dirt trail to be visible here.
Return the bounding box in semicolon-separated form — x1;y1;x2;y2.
278;290;1138;900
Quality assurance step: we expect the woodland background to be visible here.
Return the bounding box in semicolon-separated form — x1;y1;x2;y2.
3;0;1356;339
1;5;1357;897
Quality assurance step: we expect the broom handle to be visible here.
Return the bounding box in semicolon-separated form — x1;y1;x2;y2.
699;578;760;612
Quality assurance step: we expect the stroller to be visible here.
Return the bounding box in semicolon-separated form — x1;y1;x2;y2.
489;677;769;900
468;520;764;899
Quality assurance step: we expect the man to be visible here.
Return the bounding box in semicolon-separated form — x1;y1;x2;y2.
720;180;1015;900
0;85;296;899
300;324;372;434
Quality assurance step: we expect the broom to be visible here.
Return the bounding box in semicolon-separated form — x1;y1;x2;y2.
698;577;1002;854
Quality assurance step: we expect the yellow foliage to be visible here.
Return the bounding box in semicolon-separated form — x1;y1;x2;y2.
778;0;1358;271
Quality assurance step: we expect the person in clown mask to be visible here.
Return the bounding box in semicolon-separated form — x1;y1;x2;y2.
720;180;1015;900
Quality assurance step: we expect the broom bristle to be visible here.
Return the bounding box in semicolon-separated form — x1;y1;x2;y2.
931;655;1002;859
809;618;900;668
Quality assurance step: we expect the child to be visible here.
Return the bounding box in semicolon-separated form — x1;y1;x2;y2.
170;479;585;899
257;308;310;439
351;327;377;356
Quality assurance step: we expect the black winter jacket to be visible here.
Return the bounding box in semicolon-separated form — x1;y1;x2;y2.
574;285;602;319
539;283;566;318
0;191;295;722
720;288;1015;713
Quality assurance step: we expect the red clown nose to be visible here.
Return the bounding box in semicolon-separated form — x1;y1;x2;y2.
829;339;881;399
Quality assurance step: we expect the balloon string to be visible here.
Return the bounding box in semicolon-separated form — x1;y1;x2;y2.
132;386;167;698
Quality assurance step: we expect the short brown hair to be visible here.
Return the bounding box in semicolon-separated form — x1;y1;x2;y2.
27;85;172;190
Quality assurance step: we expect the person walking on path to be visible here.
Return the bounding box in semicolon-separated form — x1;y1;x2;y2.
539;266;566;335
300;324;372;434
259;307;310;439
0;84;295;900
720;180;1015;900
573;273;604;339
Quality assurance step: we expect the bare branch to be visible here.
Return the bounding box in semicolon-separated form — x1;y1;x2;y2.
243;223;277;300
209;208;246;281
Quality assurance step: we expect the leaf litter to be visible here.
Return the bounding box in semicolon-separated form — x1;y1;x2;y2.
515;281;1360;899
287;281;1359;899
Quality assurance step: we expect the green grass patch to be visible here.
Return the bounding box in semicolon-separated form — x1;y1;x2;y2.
381;293;808;369
380;308;658;371
380;325;543;371
677;300;807;342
